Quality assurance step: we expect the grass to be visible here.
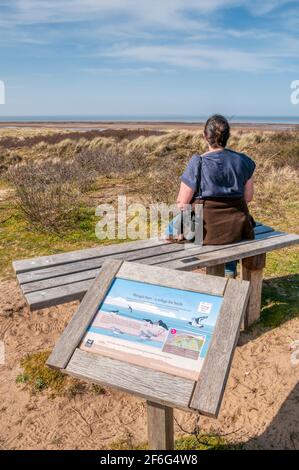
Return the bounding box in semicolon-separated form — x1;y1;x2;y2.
16;350;106;397
16;351;66;393
109;434;241;450
1;127;298;368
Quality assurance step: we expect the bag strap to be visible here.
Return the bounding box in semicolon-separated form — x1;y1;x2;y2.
197;154;203;198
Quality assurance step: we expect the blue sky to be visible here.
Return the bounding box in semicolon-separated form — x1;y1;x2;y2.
0;0;298;116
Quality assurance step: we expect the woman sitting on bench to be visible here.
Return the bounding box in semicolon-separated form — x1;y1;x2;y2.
166;114;256;278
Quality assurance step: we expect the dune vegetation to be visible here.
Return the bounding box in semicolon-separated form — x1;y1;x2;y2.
0;126;298;450
0;127;298;330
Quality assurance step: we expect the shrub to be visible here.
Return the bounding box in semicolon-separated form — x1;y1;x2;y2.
6;159;84;232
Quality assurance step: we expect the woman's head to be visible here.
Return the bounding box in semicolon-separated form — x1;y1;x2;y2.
204;114;230;149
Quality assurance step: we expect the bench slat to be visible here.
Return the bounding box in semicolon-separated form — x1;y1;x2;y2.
20;230;279;295
23;232;299;311
17;224;274;286
14;223;272;277
13;237;165;274
162;233;299;271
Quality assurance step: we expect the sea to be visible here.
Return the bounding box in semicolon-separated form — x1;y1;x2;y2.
0;115;298;124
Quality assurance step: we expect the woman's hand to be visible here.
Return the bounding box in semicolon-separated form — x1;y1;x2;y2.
176;182;195;210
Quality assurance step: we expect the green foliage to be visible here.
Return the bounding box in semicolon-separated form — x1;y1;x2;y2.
109;434;241;450
174;434;241;450
17;351;66;393
261;274;299;328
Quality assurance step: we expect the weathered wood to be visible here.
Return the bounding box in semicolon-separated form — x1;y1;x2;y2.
241;255;266;327
147;401;174;450
24;279;92;310
65;348;195;411
46;258;123;369
13;238;166;274
206;264;225;277
162;233;299;271
22;232;299;310
13;222;272;275
117;261;227;296
189;278;250;417
17;226;273;286
242;253;266;270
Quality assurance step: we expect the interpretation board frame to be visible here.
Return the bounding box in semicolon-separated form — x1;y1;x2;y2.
47;258;250;449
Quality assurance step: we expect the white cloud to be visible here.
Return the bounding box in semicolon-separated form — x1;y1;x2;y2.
101;44;280;72
104;295;179;319
0;0;297;73
82;66;157;74
0;0;294;28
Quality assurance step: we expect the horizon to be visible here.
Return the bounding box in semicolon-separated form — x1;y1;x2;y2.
0;1;299;117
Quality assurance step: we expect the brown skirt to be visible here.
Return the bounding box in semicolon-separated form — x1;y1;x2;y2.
199;197;255;245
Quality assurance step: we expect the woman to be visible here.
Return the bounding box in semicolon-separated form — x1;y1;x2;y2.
167;114;256;277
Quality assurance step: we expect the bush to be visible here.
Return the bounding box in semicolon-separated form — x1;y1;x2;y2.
7;159;84;232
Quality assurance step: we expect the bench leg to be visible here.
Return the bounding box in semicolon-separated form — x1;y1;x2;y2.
241;254;266;328
206;264;225;277
147;401;174;450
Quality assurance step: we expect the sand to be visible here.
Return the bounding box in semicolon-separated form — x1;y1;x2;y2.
0;279;298;450
0;121;299;132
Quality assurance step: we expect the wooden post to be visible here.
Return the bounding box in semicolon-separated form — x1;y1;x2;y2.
147;401;174;450
241;254;266;328
206;263;225;277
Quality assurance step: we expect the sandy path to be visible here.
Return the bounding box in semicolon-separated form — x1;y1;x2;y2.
0;279;298;450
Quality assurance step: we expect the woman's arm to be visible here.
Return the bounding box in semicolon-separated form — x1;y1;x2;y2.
176;182;195;210
244;176;254;203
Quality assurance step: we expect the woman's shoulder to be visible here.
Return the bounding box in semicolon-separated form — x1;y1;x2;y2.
225;148;255;165
187;153;202;167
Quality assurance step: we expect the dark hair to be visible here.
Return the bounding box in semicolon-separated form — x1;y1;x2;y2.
204;114;230;148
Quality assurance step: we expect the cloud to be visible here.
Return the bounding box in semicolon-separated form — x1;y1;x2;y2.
82;66;157;74
0;0;298;73
104;295;179;319
100;44;280;72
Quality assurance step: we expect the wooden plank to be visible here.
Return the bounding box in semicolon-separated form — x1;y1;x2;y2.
206;264;225;277
16;241;185;284
65;348;195;411
189;278;250;416
23;233;299;310
147;402;174;450
241;254;266;327
13;238;165;274
17;224;276;287
116;261;228;296
14;223;273;276
21;269;102;294
162;233;299;271
46;258;123;369
25;279;92;310
17;226;271;285
24;261;227;310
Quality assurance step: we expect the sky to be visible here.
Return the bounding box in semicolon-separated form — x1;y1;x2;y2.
0;0;299;117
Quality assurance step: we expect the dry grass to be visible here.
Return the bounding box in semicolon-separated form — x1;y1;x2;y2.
0;126;298;274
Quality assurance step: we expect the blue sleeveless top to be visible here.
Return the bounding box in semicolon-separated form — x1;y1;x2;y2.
180;148;256;199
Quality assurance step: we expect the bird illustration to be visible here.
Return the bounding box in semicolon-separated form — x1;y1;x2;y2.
154;320;168;330
111;327;124;335
143;319;153;324
188;316;208;327
139;330;154;340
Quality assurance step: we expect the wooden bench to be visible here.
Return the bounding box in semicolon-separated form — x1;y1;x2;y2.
13;223;299;328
